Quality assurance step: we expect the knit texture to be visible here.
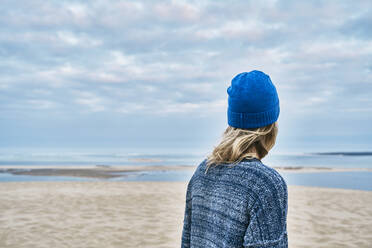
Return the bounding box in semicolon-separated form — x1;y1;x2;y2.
181;158;288;248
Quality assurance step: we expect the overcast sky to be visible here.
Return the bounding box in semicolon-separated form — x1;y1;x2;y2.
1;0;371;155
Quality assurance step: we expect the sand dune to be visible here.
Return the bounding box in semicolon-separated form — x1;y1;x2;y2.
0;182;371;248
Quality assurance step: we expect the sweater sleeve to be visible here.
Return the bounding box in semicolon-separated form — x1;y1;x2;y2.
181;179;193;248
243;178;288;248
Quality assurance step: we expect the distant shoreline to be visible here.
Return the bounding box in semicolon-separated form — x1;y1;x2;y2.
310;152;372;156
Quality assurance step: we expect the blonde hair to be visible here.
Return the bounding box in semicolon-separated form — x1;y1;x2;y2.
205;121;278;173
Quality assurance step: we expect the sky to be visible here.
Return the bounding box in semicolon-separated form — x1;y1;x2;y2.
1;0;372;155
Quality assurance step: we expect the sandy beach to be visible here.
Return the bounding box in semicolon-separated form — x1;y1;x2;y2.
0;182;371;248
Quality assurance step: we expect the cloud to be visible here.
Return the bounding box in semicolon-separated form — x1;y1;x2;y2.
27;99;57;109
1;0;372;151
73;91;106;112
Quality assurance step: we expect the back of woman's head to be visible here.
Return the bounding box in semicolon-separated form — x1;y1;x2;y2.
206;121;278;171
206;70;280;172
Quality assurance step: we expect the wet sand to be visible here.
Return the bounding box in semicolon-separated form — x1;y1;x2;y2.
0;165;195;179
0;182;371;248
1;165;371;179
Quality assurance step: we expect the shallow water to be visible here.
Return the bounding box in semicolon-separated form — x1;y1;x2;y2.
1;170;372;191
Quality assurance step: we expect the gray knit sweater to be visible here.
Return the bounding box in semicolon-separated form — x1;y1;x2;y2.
181;158;288;248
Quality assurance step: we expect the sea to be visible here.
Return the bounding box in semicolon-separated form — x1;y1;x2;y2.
0;151;372;191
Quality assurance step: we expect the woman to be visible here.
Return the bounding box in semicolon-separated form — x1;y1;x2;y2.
181;70;288;248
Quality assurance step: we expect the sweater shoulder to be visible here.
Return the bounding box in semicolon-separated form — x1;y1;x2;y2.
242;159;285;182
193;158;286;190
240;159;287;190
190;158;287;211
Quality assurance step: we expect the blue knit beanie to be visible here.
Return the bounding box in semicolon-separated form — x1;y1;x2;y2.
227;70;280;129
